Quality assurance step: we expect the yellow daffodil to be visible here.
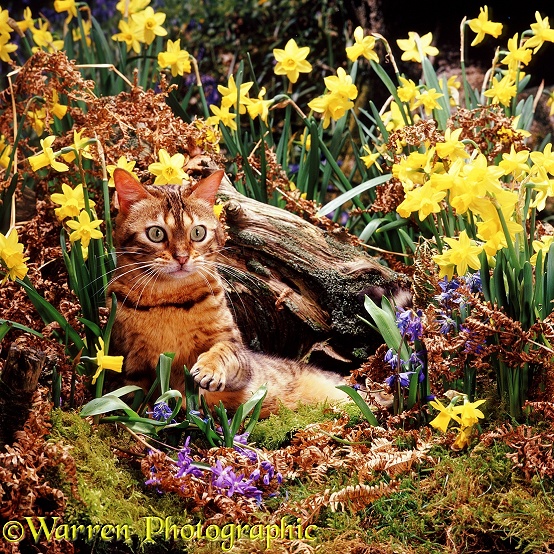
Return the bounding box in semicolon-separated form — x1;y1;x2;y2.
148;148;188;185
436;128;469;161
392;149;435;188
0;135;12;168
447;75;461;106
72;19;92;46
501;33;532;72
308;92;353;129
112;19;143;53
51;184;95;221
0;33;17;63
525;11;554;53
454;399;486;427
530;142;554;174
396;181;446;221
27;108;47;136
31;20;63;51
66;210;103;248
158;39;191;77
324;67;358;101
429;399;461;433
54;0;78;23
397;76;418;104
468;6;503;46
206;104;238;131
546;90;554;116
116;0;150;17
413;87;443;115
273;38;312;84
246;87;272;123
0;7;13;37
346;26;379;63
91;337;123;384
498;145;530;178
382;101;410;132
28;135;69;172
433;230;483;279
16;7;34;34
218;75;253;114
530;235;554;265
49;90;68;120
452;425;475;450
360;145;382;171
131;6;167;45
61;130;95;163
0;228;29;284
483;74;516;106
107;156;138;187
396;31;438;63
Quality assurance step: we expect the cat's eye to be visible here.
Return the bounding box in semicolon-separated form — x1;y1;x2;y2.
191;225;207;242
146;226;166;243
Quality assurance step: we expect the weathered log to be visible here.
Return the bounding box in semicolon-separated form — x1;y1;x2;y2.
0;338;46;447
215;176;411;371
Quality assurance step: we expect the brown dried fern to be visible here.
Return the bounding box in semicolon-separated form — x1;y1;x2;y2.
328;480;400;512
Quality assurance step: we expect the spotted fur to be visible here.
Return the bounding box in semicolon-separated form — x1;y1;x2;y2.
108;169;347;417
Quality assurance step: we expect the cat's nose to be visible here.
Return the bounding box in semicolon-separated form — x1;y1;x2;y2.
174;254;189;265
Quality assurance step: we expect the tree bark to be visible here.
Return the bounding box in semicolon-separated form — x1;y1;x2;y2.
0;338;46;447
216;176;411;371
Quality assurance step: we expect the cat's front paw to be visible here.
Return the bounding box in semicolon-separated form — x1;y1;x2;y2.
190;352;226;392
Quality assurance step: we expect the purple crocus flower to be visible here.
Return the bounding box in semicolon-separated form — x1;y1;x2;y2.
211;460;263;503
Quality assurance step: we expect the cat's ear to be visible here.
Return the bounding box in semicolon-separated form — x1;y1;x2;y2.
190;169;225;205
113;168;149;214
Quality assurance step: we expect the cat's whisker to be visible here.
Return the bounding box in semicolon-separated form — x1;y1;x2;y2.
196;264;248;322
134;268;162;309
124;273;159;310
103;262;157;294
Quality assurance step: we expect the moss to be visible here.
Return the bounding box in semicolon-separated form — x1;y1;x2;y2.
48;410;188;552
235;230;265;247
249;402;340;449
245;259;271;277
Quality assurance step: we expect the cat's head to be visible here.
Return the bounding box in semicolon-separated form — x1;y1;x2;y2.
112;168;225;281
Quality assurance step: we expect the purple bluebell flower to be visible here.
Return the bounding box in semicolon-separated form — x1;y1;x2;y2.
436;312;457;334
460;325;485;354
176;437;204;478
385;371;414;388
409;350;425;370
384;348;407;370
396;307;423;341
435;276;463;305
463;272;482;294
148;401;176;423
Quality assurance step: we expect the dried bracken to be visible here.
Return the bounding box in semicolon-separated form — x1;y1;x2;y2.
0;387;77;554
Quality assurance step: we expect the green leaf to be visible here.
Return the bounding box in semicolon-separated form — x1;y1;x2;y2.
157;353;174;395
336;385;379;426
317;174;391;216
363;296;409;360
421;57;449;129
18;278;84;353
106;385;144;398
359;218;387;243
80;395;139;418
0;319;44;340
545;243;554;319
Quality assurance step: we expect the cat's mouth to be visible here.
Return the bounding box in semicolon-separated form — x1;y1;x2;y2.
165;261;197;278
